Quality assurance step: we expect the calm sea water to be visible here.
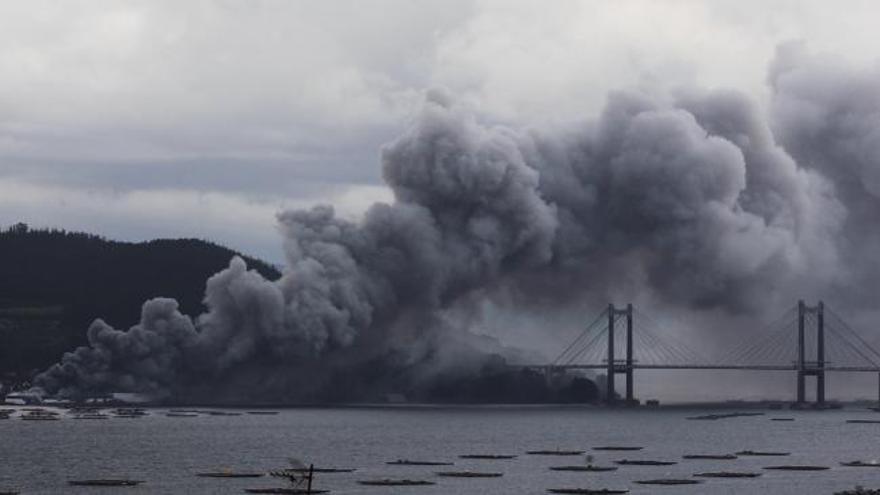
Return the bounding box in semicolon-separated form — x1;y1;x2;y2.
1;405;879;494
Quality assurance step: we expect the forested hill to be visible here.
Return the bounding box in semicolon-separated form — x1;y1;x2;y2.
0;223;280;375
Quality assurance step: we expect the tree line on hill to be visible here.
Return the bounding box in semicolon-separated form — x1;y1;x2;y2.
0;223;280;377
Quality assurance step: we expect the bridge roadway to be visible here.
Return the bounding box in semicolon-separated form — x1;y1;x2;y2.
521;364;880;372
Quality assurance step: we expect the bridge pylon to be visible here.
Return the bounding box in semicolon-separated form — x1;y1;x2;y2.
796;300;825;405
606;303;635;406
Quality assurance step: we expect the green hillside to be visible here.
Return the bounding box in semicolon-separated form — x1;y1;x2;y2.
0;223;280;377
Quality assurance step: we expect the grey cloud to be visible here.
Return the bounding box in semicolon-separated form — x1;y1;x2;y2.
0;157;383;197
6;1;880;268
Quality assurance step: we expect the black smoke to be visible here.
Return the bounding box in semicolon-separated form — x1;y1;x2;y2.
34;46;880;402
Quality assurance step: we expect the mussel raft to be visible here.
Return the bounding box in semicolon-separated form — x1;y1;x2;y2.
68;480;144;487
547;489;629;494
634;479;702;485
386;459;453;466
549;465;618;472
244;489;328;494
592;446;643;451
527;450;585;456
435;471;503;478
614;459;677;466
459;454;517;459
763;465;830;471
358;479;435;486
735;450;790;456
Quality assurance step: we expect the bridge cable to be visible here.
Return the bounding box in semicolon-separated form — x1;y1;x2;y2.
822;312;876;366
631;308;712;365
559;316;613;366
729;317;797;366
721;306;798;364
717;306;798;365
635;328;666;365
553;308;609;365
825;307;880;365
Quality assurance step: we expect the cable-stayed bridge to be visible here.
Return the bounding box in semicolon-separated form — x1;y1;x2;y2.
520;301;880;405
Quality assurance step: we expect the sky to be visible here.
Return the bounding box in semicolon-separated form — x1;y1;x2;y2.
3;0;880;263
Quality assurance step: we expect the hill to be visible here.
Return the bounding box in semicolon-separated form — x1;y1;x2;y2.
0;223;280;377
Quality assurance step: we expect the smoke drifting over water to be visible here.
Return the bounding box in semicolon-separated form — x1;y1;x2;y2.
35;46;880;402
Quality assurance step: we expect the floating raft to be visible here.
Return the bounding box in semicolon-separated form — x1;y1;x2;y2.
20;413;60;421
281;467;356;473
166;413;198;418
634;479;702;485
550;466;618;472
763;465;830;471
770;418;795;421
244;489;328;494
459;454;517;460
735;450;790;456
694;471;762;478
387;459;453;466
682;454;737;460
593;446;642;451
113;408;147;415
527;450;585;456
687;412;764;420
0;490;19;495
835;489;880;495
846;419;880;424
197;472;264;478
547;489;629;494
435;471;503;478
68;479;144;487
615;459;677;466
246;411;280;415
358;479;435;486
841;461;880;467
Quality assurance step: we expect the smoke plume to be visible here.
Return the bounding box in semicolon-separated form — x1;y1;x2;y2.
34;46;880;402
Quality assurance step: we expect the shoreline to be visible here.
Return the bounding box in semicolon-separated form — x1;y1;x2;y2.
4;399;879;411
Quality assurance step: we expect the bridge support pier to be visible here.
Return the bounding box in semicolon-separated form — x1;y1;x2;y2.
796;371;805;404
817;301;825;404
606;304;614;404
796;300;825;406
605;303;634;406
625;304;634;404
797;300;805;403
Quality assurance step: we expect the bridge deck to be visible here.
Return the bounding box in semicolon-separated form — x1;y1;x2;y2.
521;364;880;372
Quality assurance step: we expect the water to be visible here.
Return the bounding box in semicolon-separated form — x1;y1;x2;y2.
1;405;879;494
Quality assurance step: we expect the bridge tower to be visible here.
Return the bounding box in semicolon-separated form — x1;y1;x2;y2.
796;300;825;405
605;303;634;405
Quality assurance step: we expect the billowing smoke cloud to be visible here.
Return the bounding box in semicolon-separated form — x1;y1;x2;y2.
34;46;880;401
769;42;880;307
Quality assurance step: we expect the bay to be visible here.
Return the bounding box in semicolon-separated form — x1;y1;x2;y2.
1;405;878;494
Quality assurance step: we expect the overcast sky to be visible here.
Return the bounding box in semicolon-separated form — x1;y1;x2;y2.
3;0;880;263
